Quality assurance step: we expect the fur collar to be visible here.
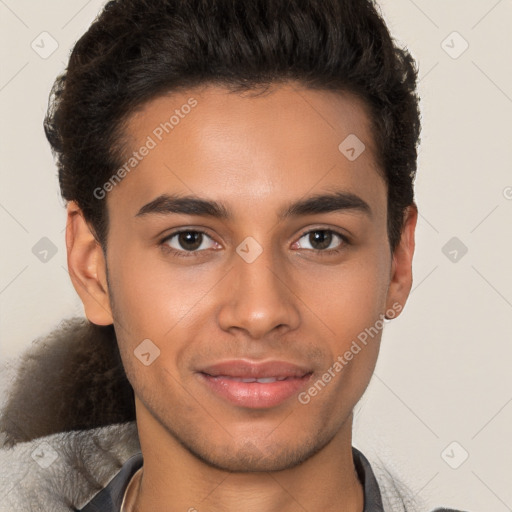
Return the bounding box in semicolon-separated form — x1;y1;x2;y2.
0;317;135;446
0;317;139;510
0;422;140;510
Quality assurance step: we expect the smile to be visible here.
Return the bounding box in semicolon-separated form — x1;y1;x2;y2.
196;360;313;408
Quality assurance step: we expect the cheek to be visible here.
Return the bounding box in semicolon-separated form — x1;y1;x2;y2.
296;261;386;416
107;241;210;335
296;248;390;333
106;242;226;390
294;246;389;393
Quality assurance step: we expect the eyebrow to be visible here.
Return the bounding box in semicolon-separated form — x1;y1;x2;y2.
135;191;372;220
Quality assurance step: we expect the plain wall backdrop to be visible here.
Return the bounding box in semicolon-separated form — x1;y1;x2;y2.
1;0;511;510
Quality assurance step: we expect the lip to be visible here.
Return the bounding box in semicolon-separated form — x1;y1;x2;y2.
196;359;313;409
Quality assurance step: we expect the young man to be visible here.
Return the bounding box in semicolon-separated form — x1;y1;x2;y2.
0;0;466;510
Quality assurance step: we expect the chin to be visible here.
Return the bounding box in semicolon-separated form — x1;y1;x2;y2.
179;432;332;473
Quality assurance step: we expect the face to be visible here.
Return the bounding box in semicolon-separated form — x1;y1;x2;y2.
67;82;416;473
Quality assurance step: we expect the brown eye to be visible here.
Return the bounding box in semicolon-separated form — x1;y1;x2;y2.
177;231;203;251
162;230;216;253
296;229;346;252
309;231;333;250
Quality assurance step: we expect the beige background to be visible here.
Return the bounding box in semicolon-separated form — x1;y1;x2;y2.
1;0;511;510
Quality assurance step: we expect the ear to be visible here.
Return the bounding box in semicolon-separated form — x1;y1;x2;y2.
385;204;418;317
65;201;113;326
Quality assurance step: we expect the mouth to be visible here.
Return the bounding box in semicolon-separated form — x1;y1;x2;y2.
207;376;294;383
196;360;313;409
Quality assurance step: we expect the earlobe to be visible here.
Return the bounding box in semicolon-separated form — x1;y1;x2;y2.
65;201;113;326
385;204;418;317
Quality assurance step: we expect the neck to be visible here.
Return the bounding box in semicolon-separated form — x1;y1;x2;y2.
131;407;364;512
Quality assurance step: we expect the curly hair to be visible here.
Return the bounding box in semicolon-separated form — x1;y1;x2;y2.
44;0;421;253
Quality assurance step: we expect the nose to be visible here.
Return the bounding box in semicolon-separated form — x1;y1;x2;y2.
217;246;301;340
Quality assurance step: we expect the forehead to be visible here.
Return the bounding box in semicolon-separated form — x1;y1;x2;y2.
109;82;386;219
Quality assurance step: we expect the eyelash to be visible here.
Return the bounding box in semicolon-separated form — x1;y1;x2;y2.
160;228;350;259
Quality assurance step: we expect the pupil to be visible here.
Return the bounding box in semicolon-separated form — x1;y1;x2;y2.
179;232;202;251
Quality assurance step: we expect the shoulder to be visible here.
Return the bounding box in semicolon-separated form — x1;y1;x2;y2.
0;421;139;511
359;448;469;512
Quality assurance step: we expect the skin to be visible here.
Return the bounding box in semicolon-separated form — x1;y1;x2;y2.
66;82;417;512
